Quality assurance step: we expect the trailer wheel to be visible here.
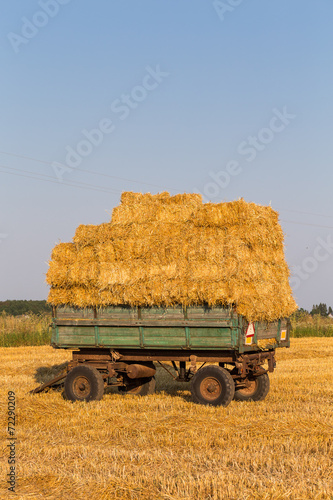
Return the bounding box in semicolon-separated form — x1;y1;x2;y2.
64;365;104;402
234;373;270;402
119;376;156;396
190;365;235;407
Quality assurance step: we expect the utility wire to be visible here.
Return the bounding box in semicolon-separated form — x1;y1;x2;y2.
1;166;332;230
0;150;177;192
280;219;333;230
1;150;332;224
0;164;120;194
278;208;333;219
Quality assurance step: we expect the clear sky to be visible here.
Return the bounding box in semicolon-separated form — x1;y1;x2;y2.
0;0;332;311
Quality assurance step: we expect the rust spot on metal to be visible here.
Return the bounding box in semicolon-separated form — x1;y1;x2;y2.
200;377;222;401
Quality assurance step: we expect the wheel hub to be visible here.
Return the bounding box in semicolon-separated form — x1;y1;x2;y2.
73;376;91;398
207;383;217;393
200;377;222;400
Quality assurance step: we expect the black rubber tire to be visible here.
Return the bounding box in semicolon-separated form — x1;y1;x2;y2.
190;365;235;407
234;373;270;402
64;365;104;402
119;377;156;396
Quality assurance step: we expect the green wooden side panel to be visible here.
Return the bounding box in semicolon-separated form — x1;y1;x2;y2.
256;321;279;339
98;327;140;346
98;306;137;320
143;327;185;347
53;305;288;351
57;326;95;345
190;328;233;347
141;306;184;320
54;326;238;349
57;306;95;319
187;306;234;321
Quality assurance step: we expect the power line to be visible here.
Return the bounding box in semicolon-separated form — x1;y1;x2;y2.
0;164;120;194
1;164;333;230
0;150;177;192
1;150;332;224
278;208;333;219
280;219;333;230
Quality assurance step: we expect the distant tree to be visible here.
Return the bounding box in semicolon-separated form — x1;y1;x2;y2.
292;307;309;320
292;307;309;321
0;300;51;316
310;303;328;316
297;307;309;314
328;306;333;316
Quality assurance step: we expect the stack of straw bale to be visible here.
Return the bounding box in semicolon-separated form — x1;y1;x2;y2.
47;192;297;321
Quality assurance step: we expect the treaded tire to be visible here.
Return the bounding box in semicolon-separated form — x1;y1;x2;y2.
64;365;104;402
190;365;235;407
119;377;156;396
234;373;270;402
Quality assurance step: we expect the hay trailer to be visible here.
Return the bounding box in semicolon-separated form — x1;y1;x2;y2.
33;305;290;407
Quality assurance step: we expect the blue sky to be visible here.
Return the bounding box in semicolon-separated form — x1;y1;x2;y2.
0;0;332;310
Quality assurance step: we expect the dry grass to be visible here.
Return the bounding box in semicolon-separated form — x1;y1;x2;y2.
291;313;333;337
0;313;51;347
1;339;333;499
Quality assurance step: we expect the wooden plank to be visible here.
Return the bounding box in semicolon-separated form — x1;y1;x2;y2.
190;327;232;338
256;321;279;339
190;328;233;348
141;306;184;320
187;306;234;320
143;327;186;347
54;321;239;349
56;305;234;322
56;306;95;319
97;306;137;320
98;326;139;337
98;326;140;347
58;326;95;345
55;319;234;327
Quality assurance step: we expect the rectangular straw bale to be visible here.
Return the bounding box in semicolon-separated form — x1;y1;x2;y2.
46;243;76;287
73;223;114;247
47;287;73;306
67;246;99;287
73;225;99;246
69;286;100;307
46;261;70;288
96;242;117;263
48;286;101;307
98;262;134;288
47;191;297;321
111;192;202;224
193;201;283;248
49;242;76;263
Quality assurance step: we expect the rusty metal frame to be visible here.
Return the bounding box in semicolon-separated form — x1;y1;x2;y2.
30;372;67;394
30;347;276;394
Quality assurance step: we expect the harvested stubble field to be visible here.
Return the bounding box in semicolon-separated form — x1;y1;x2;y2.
1;339;333;500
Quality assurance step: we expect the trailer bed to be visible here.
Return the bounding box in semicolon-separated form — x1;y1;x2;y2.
51;305;290;353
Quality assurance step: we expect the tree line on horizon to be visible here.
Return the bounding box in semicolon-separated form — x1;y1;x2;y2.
0;300;332;317
0;300;51;316
293;303;333;317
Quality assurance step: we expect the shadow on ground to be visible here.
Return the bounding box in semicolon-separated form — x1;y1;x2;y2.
32;364;192;401
34;362;69;384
